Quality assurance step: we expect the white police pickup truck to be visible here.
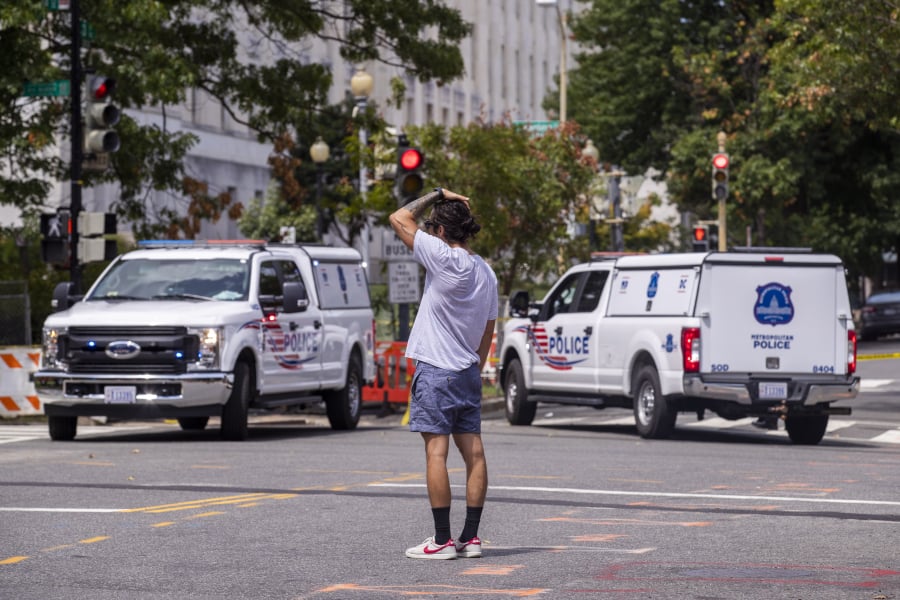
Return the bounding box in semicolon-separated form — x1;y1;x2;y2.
33;241;375;441
498;250;860;445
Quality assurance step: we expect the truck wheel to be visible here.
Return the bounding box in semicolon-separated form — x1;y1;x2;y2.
221;361;251;441
48;416;77;441
504;358;536;426
632;365;676;439
785;414;828;445
325;353;362;430
178;417;209;431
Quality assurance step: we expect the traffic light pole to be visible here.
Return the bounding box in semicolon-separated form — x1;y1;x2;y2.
69;0;84;292
716;131;727;252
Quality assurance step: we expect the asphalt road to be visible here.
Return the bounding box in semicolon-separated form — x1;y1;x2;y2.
0;338;897;599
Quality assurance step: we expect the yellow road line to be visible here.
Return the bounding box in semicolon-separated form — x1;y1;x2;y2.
123;493;268;513
0;556;28;565
79;536;109;544
858;352;900;361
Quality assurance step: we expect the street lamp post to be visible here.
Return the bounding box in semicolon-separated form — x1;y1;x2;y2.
309;136;330;241
351;67;374;272
537;0;567;124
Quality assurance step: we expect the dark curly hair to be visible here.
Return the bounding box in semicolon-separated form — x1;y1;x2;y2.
429;199;482;244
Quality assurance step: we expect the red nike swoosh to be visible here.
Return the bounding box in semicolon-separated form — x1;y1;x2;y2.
423;542;451;554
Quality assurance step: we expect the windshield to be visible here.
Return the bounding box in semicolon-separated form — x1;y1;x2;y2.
89;258;250;301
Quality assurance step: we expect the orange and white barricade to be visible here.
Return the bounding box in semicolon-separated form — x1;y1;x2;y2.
362;341;415;405
0;347;42;417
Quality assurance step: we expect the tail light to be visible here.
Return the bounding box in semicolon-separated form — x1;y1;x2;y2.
681;327;700;373
847;330;857;375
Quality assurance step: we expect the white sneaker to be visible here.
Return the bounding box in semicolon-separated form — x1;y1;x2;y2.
405;536;457;560
455;536;482;558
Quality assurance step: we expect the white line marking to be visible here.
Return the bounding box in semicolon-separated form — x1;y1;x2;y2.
598;416;636;426
860;379;892;389
826;419;856;432
0;508;124;513
370;483;900;507
870;429;900;444
684;417;755;429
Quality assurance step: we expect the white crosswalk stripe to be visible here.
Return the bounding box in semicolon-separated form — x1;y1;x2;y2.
523;415;900;445
0;424;151;444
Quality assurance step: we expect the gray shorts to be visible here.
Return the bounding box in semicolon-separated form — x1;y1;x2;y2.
409;361;482;435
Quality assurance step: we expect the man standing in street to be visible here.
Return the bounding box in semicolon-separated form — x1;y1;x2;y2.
389;187;498;560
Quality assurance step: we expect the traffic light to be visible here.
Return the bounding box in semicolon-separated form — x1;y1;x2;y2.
712;153;729;201
84;75;120;154
396;136;424;205
691;224;710;252
40;211;71;265
708;223;720;251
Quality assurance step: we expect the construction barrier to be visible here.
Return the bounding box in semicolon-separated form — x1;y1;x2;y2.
0;347;42;418
362;336;500;407
362;341;415;405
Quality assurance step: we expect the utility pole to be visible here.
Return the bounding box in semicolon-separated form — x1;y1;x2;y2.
69;0;84;292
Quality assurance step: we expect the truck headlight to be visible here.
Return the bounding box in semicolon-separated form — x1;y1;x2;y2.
41;326;67;369
188;327;222;370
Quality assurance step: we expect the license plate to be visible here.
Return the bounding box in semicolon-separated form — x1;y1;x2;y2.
104;386;136;404
759;382;787;400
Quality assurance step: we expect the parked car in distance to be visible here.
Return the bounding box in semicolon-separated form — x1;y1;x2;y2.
858;290;900;341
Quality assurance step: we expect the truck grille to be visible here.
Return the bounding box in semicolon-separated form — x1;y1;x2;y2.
61;326;199;375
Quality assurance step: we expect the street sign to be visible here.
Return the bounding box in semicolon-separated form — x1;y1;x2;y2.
80;20;96;41
82;153;110;171
388;262;420;304
513;120;560;137
44;0;70;9
23;80;70;98
382;231;413;261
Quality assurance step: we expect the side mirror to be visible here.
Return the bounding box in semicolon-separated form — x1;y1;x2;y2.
51;282;82;313
282;281;309;313
509;290;531;318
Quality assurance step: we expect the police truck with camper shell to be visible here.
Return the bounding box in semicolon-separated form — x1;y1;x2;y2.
33;240;376;441
498;250;860;445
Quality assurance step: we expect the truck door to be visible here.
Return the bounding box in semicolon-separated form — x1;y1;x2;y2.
258;259;323;393
530;270;607;390
697;261;845;378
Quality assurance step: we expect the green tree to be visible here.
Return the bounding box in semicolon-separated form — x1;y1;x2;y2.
566;0;900;284
404;120;598;296
0;0;471;234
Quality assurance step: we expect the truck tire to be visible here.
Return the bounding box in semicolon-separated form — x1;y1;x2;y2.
48;415;77;441
632;365;676;439
504;358;536;426
221;361;251;441
785;414;828;445
325;353;362;430
178;417;209;431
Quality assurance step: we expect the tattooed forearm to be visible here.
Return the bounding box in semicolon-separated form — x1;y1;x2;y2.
403;190;442;220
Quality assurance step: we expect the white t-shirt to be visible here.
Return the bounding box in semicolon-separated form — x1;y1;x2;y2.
405;229;499;371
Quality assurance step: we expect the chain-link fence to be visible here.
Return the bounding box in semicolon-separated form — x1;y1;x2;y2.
0;281;30;345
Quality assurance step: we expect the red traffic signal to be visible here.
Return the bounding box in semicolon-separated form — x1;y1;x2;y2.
691;225;710;251
712;153;729;170
89;76;116;101
692;226;707;242
400;148;423;171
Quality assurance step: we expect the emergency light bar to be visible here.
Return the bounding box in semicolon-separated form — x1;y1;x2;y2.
137;239;267;248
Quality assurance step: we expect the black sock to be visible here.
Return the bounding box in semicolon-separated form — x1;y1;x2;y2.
432;506;452;544
459;505;483;543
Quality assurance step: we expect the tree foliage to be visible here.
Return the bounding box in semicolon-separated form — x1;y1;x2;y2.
0;0;470;235
566;0;900;285
403;120;598;296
